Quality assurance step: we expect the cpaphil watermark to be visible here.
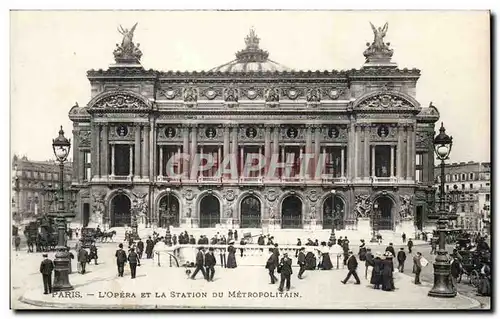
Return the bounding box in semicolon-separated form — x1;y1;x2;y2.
165;152;333;180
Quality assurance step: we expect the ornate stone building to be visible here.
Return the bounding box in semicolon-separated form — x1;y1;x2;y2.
11;155;75;223
69;24;439;233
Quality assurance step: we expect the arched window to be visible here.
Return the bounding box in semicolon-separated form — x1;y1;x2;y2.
469;173;474;180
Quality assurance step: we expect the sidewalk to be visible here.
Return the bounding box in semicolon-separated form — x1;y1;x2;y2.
18;261;480;310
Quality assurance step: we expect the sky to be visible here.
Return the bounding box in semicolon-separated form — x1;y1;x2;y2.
10;10;490;163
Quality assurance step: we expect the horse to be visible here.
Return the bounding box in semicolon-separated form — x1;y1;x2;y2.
100;230;116;242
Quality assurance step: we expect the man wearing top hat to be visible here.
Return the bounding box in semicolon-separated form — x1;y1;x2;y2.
191;246;207;280
39;253;54;294
297;247;306;279
341;250;361;285
205;247;217;282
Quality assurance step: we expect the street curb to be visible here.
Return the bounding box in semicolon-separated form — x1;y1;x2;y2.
398;272;482;309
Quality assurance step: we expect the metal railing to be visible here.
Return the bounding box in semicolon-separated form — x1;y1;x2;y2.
199;215;221;228
281;216;303;229
240;215;262;228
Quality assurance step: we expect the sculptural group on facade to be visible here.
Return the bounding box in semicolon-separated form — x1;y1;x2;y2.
363;22;394;60
354;194;373;218
133;193;148;224
113;23;143;63
399;195;413;220
92;193;106;224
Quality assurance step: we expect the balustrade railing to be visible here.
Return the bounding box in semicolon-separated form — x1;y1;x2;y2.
155;244;347;268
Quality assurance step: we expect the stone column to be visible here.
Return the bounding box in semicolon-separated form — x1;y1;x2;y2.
340;147;345;177
272;125;279;180
354;125;359;179
91;123;97;178
299;146;304;179
159;146;163;177
410;125;416;180
281;146;285;179
177;146;182;176
134;125;141;177
149;120;155;181
217;146;222;177
102;124;108;177
239;146;244;177
223;125;230;178
96;124;101;177
371;145;376;177
72;129;79;182
347;120;355;179
111;144;115;176
190;125;198;180
305;125;312;178
264;125;271;176
80;150;85;182
143;124;150;179
406;126;412;179
363;125;370;180
259;146;263;177
390;145;395;177
129;145;133;177
231;125;238;180
314;126;321;179
396;125;403;179
182;126;189;178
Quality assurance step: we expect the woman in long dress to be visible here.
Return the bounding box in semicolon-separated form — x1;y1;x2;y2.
477;262;491;296
381;253;395;291
370;253;383;289
318;242;333;270
226;242;237;268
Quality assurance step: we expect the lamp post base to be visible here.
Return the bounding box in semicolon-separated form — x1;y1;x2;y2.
328;228;336;245
428;250;457;298
164;225;172;246
52;247;73;292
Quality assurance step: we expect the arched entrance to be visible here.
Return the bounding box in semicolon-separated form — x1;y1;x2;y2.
110;194;131;227
158;194;180;228
199;195;220;228
373;196;394;230
281;196;302;229
240;195;261;228
323;194;345;230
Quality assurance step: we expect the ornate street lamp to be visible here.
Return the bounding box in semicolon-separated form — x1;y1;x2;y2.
130;199;140;240
163;188;173;246
49;126;74;291
328;190;336;244
370;202;380;243
428;122;456;298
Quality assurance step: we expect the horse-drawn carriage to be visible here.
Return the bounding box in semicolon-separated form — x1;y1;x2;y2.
241;232;260;244
81;228;97;248
23;219;58;252
456;236;491;288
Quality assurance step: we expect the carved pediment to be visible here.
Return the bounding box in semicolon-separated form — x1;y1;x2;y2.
354;91;420;110
89;91;150;110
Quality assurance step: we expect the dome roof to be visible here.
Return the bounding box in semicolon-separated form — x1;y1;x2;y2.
209;28;292;73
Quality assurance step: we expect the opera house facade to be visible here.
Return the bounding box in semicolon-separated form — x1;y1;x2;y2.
69;25;439;235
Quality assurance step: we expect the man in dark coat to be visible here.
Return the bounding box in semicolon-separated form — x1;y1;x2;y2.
239;238;246;257
258;235;265;246
385;243;396;257
295;239;302;257
413;252;423;285
297;247;306;279
189;235;196;245
39;253;54;294
228;229;233;241
402;232;406;244
365;248;374;279
205;247;217;282
172;234;177;245
341;251;361;285
78;248;89;274
127;247;141;279
234;230;238;242
450;256;461;291
407;238;414;254
266;248;279;284
115;243;127;277
145;236;154;259
342;241;349;266
278;253;293;292
358;239;367;261
219;247;227;268
191;247;207;280
337;236;343;246
136;238;144;259
14;235;21;251
430;238;437;255
397;247;406;273
89;244;98;265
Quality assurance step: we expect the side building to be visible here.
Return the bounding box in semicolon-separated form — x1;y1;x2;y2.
69;25;439;236
11;155;75;224
435;161;491;233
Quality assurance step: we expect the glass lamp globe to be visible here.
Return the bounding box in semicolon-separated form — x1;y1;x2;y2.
436;145;449;158
54;146;69;161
